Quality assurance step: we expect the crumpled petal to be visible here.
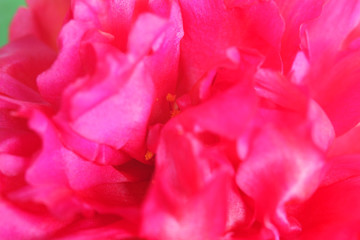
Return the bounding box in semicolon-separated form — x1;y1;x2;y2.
236;120;325;237
38;3;181;162
177;0;284;94
177;81;258;139
0;36;56;91
296;162;360;239
18;109;149;221
142;119;232;240
296;0;360;135
142;78;257;239
36;20;91;107
302;0;360;60
3;0;360;239
64;50;154;160
71;0;136;51
0;200;70;240
274;0;326;72
127;13;168;59
254;69;335;151
52;218;138;240
0;100;41;179
146;1;184;123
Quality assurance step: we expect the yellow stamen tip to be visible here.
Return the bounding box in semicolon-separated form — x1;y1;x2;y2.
166;93;176;102
145;151;154;161
170;109;181;118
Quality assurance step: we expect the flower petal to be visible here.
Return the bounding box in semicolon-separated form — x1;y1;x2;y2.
0;36;56;91
236;120;325;236
0;201;68;240
297;173;360;239
142;120;231;240
10;0;71;49
177;0;284;93
274;0;326;72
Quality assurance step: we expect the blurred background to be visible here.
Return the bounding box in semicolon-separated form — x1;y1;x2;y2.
0;0;26;46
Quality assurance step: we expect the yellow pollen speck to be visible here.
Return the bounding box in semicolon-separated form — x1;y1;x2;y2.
166;93;176;102
145;151;154;161
170;109;181;118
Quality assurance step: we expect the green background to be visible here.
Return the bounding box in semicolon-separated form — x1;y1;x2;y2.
0;0;26;47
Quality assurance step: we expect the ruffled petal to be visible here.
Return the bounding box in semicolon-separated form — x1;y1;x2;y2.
254;69;335;151
146;1;184;123
36;20;90;106
142;78;257;239
66;53;154;160
0;200;69;240
274;0;326;72
297;172;360;239
52;218;138;240
0;36;56;91
302;0;360;60
142;119;232;240
177;0;284;93
236;116;325;237
177;82;258;139
20;109;149;221
296;0;360;135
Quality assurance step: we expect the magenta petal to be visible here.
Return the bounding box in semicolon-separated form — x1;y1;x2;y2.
0;73;44;104
24;109;149;220
274;0;326;72
36;20;88;106
26;110;132;189
297;0;360;135
236;122;325;236
64;154;128;191
54;116;131;165
321;155;360;187
0;201;68;240
146;1;183;123
25;110;69;186
0;108;41;157
142;120;231;239
0;36;56;90
3;0;360;238
127;13;168;58
300;47;360;136
329;125;360;157
9;7;38;42
52;219;137;240
143;172;229;240
10;0;70;49
297;174;360;239
24;0;70;49
71;0;136;51
142;78;258;238
0;154;26;177
178;82;257;139
178;0;284;93
302;0;360;60
316;50;360;136
69;60;154;159
254;69;335;151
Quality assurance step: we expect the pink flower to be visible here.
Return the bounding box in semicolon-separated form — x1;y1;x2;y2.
1;0;360;239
